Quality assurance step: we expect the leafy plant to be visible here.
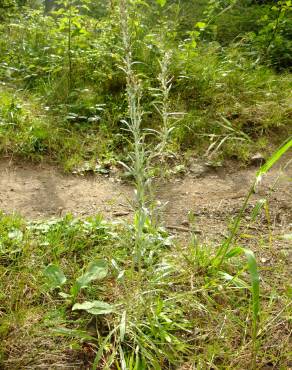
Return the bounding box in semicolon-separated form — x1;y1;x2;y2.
53;0;91;91
44;259;113;314
214;138;292;268
44;264;67;289
156;0;167;7
119;0;150;275
72;300;114;315
1;1;292;368
248;0;292;70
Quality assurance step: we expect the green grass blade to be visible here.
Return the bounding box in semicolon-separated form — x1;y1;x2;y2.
92;327;118;370
251;199;266;222
243;248;260;367
256;138;292;183
214;138;291;267
243;249;260;326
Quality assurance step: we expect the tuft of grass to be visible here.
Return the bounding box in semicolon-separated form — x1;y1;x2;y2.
0;86;117;170
172;45;291;160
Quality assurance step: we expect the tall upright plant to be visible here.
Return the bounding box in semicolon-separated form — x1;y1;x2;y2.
119;0;148;274
54;0;89;92
153;51;174;157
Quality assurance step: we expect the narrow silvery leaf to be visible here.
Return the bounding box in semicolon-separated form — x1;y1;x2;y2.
120;310;127;342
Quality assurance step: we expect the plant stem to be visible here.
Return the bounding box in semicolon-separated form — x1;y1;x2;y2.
157;51;172;157
214;182;256;269
68;0;72;91
119;0;146;275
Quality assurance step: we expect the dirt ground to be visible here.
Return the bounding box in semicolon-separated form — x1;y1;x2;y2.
0;157;291;245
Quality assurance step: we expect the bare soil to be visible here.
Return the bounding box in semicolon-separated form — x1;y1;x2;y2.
0;159;131;219
0;158;291;245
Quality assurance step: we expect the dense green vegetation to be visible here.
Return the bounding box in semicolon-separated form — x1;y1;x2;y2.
0;0;291;368
0;0;291;170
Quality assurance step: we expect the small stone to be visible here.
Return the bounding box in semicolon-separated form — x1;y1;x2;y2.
113;211;130;217
251;153;265;166
189;163;208;177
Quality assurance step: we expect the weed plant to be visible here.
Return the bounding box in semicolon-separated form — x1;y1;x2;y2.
118;0;151;276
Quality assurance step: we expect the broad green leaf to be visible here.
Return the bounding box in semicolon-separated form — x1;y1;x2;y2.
72;300;114;315
76;260;108;289
58;292;72;299
196;22;206;29
225;246;243;259
191;40;197;48
52;327;96;342
44;264;66;289
156;0;166;6
219;271;248;288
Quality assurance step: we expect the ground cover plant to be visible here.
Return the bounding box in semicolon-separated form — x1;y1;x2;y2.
0;0;291;369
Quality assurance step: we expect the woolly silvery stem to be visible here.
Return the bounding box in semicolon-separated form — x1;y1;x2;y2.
119;0;148;272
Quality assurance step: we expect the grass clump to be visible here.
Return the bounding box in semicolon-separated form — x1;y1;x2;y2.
0;87;118;170
0;206;291;369
173;45;291;160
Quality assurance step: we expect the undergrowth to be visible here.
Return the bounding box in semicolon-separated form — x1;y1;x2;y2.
0;0;291;170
